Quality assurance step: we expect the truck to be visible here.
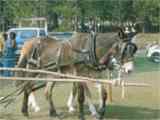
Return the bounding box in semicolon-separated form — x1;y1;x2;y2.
8;27;47;55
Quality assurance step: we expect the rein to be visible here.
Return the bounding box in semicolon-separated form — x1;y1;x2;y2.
65;32;99;69
89;31;98;66
71;31;101;70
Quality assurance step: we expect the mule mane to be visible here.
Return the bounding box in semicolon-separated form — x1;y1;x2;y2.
69;32;89;51
96;33;120;49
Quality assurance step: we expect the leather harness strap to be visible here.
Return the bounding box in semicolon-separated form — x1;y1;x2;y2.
26;32;134;72
27;39;42;68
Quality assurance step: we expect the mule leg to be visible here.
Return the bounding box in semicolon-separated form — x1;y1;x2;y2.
77;83;85;120
107;84;112;103
21;89;30;117
67;82;77;113
98;85;107;120
84;83;100;120
45;82;57;117
67;66;77;113
28;92;40;112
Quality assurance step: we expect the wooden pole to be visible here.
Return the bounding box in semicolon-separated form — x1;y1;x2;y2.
0;76;151;87
0;76;113;84
121;81;125;99
0;67;113;83
0;67;151;87
107;70;112;103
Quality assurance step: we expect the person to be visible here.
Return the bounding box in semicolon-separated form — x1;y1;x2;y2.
10;32;17;49
4;32;17;57
3;32;17;76
0;33;5;56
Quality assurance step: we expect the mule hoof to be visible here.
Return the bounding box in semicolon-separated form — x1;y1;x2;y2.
49;111;57;117
93;114;101;120
79;115;85;120
22;112;29;117
49;113;57;117
98;108;105;120
34;106;40;112
68;107;76;113
50;112;64;120
21;108;29;117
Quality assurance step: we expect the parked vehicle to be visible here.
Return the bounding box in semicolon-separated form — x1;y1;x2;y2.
8;27;48;55
146;43;160;63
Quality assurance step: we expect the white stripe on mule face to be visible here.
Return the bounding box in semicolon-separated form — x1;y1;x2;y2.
122;61;134;73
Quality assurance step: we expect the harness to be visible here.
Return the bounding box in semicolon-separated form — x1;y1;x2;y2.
64;32;99;69
26;32;137;72
27;38;42;68
26;32;99;71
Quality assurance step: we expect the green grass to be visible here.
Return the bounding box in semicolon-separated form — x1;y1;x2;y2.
134;56;160;73
0;51;160;120
0;69;159;120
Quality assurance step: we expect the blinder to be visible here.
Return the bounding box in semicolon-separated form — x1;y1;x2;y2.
121;42;137;63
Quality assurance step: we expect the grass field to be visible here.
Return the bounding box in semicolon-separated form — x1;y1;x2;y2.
0;54;160;120
0;33;160;120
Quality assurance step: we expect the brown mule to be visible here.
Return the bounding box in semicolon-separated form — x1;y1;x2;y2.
15;28;136;120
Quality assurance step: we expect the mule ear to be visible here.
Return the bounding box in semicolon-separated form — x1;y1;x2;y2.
118;27;125;39
10;32;16;40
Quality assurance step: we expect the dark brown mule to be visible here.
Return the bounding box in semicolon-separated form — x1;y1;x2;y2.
68;26;138;120
15;28;134;120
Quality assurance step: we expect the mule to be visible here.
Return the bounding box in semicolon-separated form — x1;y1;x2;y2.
15;27;137;120
67;26;138;119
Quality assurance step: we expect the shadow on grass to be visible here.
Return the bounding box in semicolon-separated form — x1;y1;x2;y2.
0;105;159;120
51;104;159;120
104;105;159;119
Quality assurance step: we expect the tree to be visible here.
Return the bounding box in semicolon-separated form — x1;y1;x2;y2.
0;0;159;32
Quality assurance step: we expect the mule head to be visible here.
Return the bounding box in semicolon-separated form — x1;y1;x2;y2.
115;24;138;73
122;24;138;73
99;38;137;73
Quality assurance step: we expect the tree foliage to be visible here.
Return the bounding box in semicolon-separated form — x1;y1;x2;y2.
0;0;159;32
